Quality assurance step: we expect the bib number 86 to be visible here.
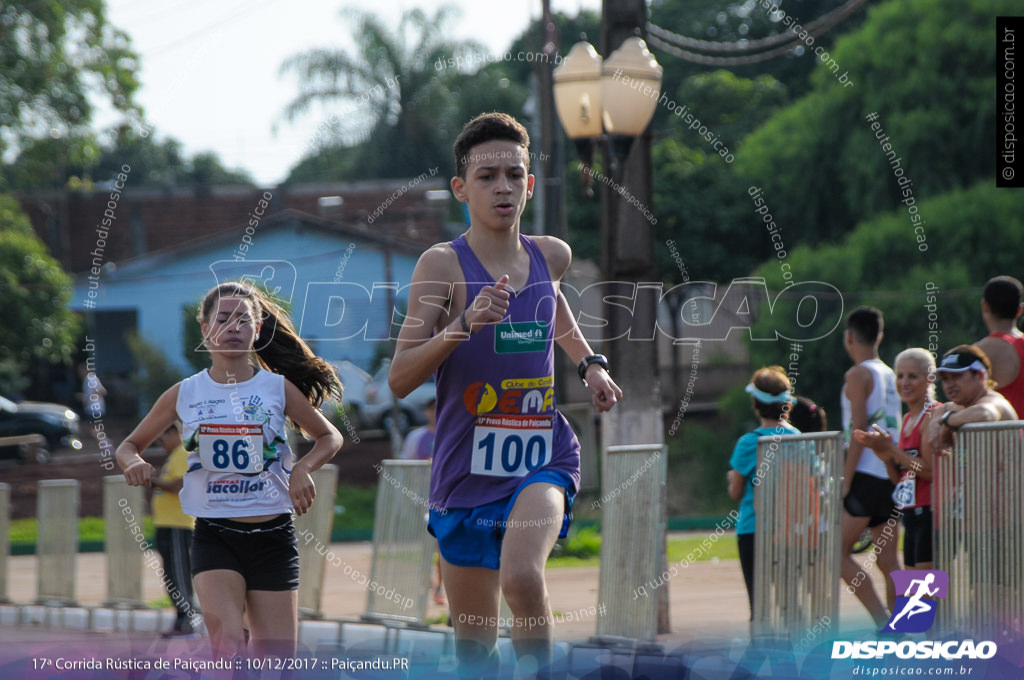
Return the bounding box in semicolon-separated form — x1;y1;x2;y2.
212;439;252;470
197;424;263;473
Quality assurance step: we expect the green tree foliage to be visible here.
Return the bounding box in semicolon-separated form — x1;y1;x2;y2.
503;10;601;85
93;127;253;187
4;125;254;189
125;332;183;410
651;71;789;282
0;1;140;174
734;0;1004;247
281;6;489;181
747;181;1024;419
0;194;81;393
281;6;593;183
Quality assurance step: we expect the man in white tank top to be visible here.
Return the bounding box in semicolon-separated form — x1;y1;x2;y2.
839;306;902;627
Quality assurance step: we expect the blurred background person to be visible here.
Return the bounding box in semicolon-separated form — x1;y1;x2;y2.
854;348;939;569
396;397;444;604
151;423;197;637
727;366;799;619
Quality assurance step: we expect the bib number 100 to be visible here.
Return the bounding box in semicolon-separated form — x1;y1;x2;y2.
471;427;551;477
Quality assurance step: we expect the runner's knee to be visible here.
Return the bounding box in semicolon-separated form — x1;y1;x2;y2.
500;567;546;607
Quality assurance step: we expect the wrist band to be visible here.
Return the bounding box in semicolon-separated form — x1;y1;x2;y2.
578;354;609;384
460;310;471;334
941;410;959;430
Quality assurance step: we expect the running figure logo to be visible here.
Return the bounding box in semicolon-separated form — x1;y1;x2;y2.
883;569;949;633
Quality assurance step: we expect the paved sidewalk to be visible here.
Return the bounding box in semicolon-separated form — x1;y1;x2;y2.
4;536;879;643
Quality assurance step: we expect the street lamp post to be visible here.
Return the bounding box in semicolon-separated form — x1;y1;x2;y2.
553;0;670;637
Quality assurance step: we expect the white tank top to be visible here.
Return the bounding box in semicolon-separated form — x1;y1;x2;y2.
841;358;901;479
176;368;294;517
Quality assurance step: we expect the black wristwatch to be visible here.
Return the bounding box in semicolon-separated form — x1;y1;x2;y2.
940;410;959;430
578;354;609;384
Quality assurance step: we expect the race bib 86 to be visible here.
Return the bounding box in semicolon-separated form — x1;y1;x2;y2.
198;423;264;473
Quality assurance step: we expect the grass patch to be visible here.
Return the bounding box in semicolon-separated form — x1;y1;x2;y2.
10;516;155;546
333;484;378;531
547;532;741;569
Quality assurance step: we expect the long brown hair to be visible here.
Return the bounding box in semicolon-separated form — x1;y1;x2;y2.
198;281;342;407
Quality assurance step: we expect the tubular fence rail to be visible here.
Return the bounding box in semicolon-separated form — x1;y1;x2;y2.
934;420;1024;639
753;431;844;637
365;459;434;625
597;443;667;642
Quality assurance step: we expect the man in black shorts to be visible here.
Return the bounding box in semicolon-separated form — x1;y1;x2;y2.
839;307;902;627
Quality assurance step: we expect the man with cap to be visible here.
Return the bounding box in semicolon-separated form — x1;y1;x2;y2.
926;345;1017;453
974;276;1024;417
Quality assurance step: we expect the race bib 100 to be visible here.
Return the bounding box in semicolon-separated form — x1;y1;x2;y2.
198;423;264;473
471;414;553;477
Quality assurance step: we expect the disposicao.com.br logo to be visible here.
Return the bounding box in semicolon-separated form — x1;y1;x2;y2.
831;569;998;661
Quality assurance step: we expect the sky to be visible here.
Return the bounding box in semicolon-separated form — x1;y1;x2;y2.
103;0;602;186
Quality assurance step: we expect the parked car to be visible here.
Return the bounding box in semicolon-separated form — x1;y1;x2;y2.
0;395;82;463
361;359;436;434
319;361;372;433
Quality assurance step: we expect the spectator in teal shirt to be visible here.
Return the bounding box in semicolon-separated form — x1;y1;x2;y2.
727;366;799;619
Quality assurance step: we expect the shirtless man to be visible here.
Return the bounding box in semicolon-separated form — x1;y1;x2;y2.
974;276;1024;417
926;345;1018;453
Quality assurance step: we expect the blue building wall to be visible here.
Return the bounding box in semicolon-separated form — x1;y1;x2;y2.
72;223;421;377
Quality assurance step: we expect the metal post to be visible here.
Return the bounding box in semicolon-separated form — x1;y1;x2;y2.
297;463;339;618
0;483;9;603
365;460;434;624
36;479;79;605
103;475;146;608
596;444;666;641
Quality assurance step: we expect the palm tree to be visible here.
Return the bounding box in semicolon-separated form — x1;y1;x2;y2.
279;5;487;179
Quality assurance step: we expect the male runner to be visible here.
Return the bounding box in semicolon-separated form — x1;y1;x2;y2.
389;112;621;678
839;306;902;627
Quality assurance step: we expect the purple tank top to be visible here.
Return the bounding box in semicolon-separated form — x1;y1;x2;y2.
430;234;581;510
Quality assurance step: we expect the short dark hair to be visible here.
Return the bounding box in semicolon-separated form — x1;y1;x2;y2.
846;306;884;346
750;366;793;421
983;276;1023;320
453;112;530;178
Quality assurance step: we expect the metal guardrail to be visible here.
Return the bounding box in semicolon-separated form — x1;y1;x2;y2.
0;483;8;603
752;432;844;636
934;421;1024;638
36;479;79;605
596;443;667;641
297;464;339;618
365;460;434;625
103;476;146;608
